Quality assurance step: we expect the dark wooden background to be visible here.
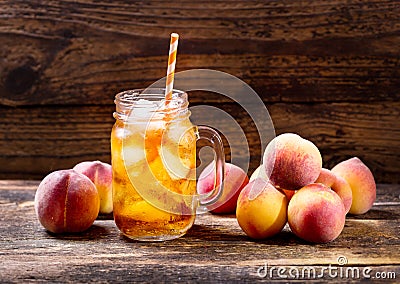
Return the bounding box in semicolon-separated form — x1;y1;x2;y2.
0;0;399;182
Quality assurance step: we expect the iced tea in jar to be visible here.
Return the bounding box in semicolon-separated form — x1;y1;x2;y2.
111;88;224;241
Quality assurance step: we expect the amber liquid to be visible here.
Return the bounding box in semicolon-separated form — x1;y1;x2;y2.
111;114;197;241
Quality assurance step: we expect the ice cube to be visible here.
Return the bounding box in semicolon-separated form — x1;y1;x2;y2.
122;143;146;170
128;99;160;119
159;144;193;180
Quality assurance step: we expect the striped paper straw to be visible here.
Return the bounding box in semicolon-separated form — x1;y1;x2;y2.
165;33;179;103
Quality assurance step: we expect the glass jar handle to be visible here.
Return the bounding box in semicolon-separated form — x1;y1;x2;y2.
195;125;225;212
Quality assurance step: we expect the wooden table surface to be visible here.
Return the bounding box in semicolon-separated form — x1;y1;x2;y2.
1;180;399;282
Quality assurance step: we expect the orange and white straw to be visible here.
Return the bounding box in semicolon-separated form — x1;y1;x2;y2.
165;33;179;103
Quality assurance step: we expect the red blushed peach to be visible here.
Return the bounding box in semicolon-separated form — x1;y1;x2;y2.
73;161;113;214
288;183;346;243
332;157;376;215
316;168;352;213
236;178;288;239
197;162;249;214
263;133;322;190
34;170;100;233
315;168;336;188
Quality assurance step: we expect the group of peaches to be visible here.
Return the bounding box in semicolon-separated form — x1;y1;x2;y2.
34;161;113;234
35;132;376;243
198;133;376;243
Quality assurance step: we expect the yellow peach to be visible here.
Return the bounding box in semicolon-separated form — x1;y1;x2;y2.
236;178;288;239
250;164;296;201
332;157;376;215
249;164;268;182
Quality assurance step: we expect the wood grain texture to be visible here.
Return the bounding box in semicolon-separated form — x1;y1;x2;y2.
0;1;399;182
0;0;399;105
0;101;399;182
0;181;399;282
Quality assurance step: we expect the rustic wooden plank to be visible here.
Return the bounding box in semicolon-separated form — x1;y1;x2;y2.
0;0;398;106
0;101;399;182
0;181;399;282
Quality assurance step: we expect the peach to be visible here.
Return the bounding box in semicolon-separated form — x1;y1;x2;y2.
281;188;296;202
288;183;346;243
332;175;353;214
250;164;296;201
316;168;353;213
249;164;268;182
197;162;249;214
263;133;322;190
73;161;113;214
34;170;100;233
315;168;336;188
236;178;288;239
331;157;376;215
